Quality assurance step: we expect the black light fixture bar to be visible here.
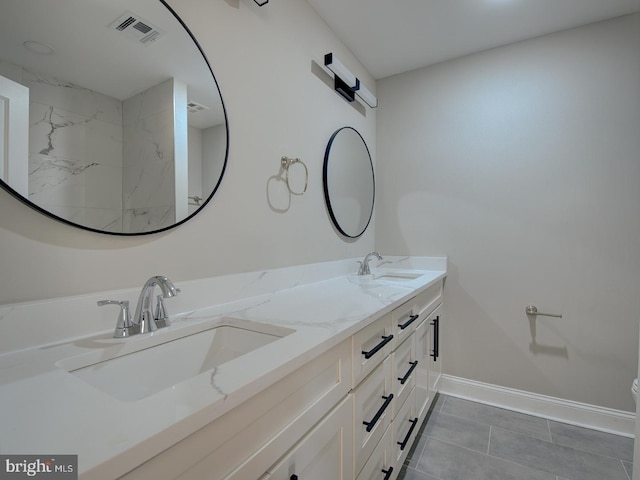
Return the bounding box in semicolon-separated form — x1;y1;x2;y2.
323;52;377;108
334;75;359;103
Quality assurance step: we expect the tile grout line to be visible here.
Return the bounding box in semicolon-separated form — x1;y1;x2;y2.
621;459;631;480
413;432;429;466
487;425;492;455
411;436;433;477
436;435;558;479
484;449;565;479
439;393;447;412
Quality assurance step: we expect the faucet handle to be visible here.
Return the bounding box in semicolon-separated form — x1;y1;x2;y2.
154;295;171;329
97;300;137;338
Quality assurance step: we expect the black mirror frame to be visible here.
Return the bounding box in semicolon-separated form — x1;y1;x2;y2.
322;126;375;239
0;0;229;236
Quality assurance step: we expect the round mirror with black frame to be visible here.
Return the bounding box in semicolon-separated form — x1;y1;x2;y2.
323;126;375;239
0;0;228;235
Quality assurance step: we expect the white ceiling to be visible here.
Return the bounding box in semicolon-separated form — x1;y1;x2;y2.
307;0;640;79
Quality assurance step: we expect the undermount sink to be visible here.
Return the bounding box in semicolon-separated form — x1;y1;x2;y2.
56;318;294;401
371;271;423;282
352;269;424;286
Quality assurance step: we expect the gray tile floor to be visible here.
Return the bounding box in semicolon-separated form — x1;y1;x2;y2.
399;394;634;480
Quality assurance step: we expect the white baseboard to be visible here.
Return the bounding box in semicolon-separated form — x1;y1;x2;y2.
439;375;636;438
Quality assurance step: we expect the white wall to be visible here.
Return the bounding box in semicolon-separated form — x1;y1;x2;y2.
377;14;640;411
0;0;376;304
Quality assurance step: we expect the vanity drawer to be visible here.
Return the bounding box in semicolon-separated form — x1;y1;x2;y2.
415;281;442;319
353;312;393;387
353;355;393;477
392;281;442;348
120;339;352;480
391;299;420;348
391;333;417;419
356;424;394;480
391;386;418;471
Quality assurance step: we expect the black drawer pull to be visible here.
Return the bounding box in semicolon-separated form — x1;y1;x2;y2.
397;417;418;450
430;315;439;361
398;314;419;330
398;360;418;385
363;394;394;432
362;334;393;359
290;476;298;480
381;466;394;480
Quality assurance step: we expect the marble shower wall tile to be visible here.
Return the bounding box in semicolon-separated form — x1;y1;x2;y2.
122;78;175;233
23;69;122;125
46;205;123;233
123;205;175;233
5;60;180;233
24;68;124;226
28;103;123;208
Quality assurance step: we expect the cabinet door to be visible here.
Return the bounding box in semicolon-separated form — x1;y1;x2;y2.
267;396;353;480
414;318;431;420
428;305;442;397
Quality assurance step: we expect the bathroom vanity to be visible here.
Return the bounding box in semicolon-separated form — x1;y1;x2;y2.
0;256;446;480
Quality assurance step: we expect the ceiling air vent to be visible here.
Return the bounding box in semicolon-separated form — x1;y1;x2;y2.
109;11;165;46
187;101;209;113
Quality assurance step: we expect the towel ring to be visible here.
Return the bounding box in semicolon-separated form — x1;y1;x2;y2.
281;156;308;195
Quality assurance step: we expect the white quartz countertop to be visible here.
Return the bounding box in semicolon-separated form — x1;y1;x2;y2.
0;257;446;479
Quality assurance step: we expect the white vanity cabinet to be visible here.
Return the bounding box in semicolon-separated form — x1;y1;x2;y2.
355;280;443;480
120;339;353;480
118;279;443;480
354;282;443;480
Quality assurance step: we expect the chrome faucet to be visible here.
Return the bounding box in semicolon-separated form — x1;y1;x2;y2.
133;276;179;333
98;275;179;338
358;252;383;275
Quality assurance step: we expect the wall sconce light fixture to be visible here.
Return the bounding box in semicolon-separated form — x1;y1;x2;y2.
254;0;268;5
324;53;377;108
